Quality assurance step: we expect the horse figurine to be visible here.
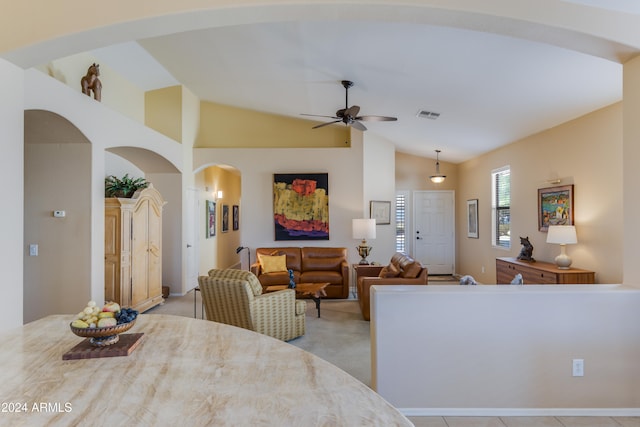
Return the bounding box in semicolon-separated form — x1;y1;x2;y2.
517;236;535;262
81;63;102;101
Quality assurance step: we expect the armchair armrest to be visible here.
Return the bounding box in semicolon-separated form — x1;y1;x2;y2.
251;289;297;336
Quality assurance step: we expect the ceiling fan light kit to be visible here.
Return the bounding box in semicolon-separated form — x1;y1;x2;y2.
302;80;397;131
430;149;446;184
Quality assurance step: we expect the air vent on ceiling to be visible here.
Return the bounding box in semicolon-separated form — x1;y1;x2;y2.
416;110;441;120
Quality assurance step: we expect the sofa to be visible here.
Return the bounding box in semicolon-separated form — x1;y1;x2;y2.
251;247;349;299
356;252;428;320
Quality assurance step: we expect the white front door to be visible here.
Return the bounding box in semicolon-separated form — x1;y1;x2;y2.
413;191;455;275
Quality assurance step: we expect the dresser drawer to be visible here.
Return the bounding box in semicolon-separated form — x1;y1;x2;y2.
496;257;595;285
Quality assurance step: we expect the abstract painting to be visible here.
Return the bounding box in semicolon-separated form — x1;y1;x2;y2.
273;173;329;240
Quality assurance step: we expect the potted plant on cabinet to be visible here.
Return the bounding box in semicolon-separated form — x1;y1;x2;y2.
105;174;149;198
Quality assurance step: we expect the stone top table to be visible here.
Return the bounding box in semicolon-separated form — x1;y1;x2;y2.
0;314;411;426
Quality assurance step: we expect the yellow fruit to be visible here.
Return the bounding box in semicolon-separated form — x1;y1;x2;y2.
83;307;93;315
97;317;117;328
71;319;89;329
98;311;115;319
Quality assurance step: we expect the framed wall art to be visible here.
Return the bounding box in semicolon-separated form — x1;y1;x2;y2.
370;200;391;225
538;185;574;232
206;200;216;238
233;205;239;231
222;204;229;233
273;173;329;241
467;199;479;238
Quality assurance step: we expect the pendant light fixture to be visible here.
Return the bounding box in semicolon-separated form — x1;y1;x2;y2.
429;149;446;184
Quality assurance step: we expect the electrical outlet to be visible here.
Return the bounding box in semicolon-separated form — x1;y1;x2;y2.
29;244;38;257
481;266;485;273
572;359;584;377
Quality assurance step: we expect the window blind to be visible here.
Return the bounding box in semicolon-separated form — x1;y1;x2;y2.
492;167;511;248
395;193;406;253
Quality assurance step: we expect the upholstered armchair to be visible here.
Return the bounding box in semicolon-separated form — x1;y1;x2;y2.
199;269;306;341
357;253;428;321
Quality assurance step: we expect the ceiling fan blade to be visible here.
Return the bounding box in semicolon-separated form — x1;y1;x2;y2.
356;115;398;122
345;105;360;118
301;113;339;119
350;120;367;132
312;120;342;129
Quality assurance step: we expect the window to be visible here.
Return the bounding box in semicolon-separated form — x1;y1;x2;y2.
395;193;406;253
492;166;511;248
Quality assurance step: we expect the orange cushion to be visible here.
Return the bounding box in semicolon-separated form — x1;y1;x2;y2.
258;254;288;273
379;263;400;278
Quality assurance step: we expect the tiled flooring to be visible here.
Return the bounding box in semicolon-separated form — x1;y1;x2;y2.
407;416;640;427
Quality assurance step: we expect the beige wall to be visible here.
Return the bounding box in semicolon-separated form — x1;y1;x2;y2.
457;103;623;284
24;142;92;323
145;86;183;142
198;101;350;148
396;151;458;193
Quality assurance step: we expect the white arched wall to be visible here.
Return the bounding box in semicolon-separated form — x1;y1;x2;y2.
3;1;640;68
23;69;183;309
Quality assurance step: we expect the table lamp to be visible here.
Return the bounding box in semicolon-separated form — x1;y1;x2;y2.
546;225;577;269
352;218;376;264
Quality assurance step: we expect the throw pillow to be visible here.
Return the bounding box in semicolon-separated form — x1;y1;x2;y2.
258;254;287;273
401;261;422;278
378;263;400;278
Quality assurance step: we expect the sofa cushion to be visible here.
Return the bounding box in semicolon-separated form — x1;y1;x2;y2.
258;271;301;286
401;261;422;278
256;247;302;272
379;263;400;278
302;256;344;272
258;254;288;273
300;270;343;285
301;247;347;272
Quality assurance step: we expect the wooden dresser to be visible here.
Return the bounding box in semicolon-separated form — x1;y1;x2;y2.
496;257;595;285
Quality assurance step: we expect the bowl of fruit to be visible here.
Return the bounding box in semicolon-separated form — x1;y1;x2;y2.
70;301;139;347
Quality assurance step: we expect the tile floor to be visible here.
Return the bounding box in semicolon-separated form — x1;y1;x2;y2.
407;416;640;427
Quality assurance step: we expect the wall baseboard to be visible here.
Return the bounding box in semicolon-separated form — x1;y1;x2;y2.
401;408;640;417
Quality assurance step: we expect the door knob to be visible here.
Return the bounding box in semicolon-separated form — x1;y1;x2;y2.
186;244;192;248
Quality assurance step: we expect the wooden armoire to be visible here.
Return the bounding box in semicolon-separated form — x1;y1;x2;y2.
104;184;166;312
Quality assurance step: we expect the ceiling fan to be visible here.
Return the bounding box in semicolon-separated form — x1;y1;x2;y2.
302;80;397;131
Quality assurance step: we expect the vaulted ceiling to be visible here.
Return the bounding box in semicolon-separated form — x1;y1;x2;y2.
5;1;640;163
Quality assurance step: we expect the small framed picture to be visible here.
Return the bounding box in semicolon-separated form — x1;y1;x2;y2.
467;199;478;238
222;204;229;233
370;200;391;225
206;200;216;238
538;185;574;231
232;205;239;231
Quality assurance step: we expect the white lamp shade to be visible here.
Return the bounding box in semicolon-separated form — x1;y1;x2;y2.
546;225;577;244
352;218;376;240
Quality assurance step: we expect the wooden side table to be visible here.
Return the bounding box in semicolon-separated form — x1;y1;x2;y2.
353;264;384;299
